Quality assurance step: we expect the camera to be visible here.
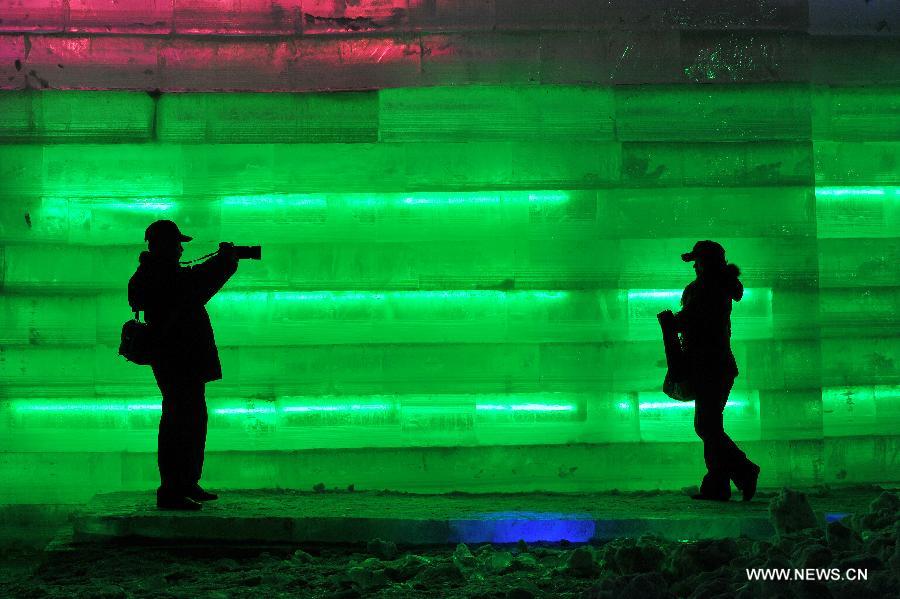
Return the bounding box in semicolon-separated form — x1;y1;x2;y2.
220;242;261;260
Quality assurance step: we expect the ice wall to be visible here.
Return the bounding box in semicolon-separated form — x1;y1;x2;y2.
0;0;898;502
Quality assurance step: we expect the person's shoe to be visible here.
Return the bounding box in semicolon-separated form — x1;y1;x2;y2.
186;484;218;502
157;495;202;511
735;463;761;502
691;492;730;502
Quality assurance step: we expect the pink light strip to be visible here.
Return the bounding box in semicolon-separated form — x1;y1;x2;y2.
0;0;810;36
1;34;423;91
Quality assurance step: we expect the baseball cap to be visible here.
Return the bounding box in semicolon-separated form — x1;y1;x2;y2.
681;240;725;263
144;219;192;243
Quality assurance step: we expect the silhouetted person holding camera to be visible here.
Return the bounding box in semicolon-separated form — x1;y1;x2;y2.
659;240;760;502
127;220;239;510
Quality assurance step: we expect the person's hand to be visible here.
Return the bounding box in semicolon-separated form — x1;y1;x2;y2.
218;242;238;264
657;309;675;325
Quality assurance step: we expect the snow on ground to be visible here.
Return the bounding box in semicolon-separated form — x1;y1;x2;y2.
0;486;898;598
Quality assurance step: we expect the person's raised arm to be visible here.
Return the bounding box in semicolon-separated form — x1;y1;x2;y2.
181;245;239;307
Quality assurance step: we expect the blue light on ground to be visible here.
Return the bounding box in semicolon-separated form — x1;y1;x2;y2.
450;512;596;543
825;513;850;523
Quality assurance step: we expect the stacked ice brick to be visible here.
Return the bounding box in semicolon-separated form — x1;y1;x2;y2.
0;0;897;501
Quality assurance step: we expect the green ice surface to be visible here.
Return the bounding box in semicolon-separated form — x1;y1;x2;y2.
0;84;896;488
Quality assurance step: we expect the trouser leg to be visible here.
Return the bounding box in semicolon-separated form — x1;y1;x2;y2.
153;367;207;494
694;376;750;497
185;378;208;488
155;373;182;493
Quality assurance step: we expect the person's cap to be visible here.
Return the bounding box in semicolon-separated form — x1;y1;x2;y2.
681;240;725;263
144;219;192;243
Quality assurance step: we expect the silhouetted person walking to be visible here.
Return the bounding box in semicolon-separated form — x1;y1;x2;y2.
660;240;760;502
127;220;239;510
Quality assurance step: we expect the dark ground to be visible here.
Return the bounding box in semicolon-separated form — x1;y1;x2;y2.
1;485;898;599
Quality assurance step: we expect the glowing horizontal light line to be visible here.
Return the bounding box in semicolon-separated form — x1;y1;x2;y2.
222;191;571;208
628;288;767;303
11;397;582;416
639;400;749;410
12;403;162;412
815;187;898;198
223;290;570;303
47;198;178;212
222;194;327;208
402;195;499;205
476;404;575;412
100;201;175;211
282;404;390;413
127;404;163;411
628;291;681;300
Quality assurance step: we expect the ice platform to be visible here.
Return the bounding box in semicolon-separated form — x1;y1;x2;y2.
70;488;880;546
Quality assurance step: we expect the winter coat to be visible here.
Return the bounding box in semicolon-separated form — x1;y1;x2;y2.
127;250;238;383
673;264;743;380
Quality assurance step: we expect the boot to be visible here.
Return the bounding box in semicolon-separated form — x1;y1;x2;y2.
186;484;218;501
691;492;730;502
734;463;761;502
697;473;731;502
157;493;202;511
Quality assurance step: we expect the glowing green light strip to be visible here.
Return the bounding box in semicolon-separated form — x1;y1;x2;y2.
222;191;571;208
41;198;177;218
815;187;899;198
282;404;391;413
9;395;756;417
212;407;277;415
628;289;764;302
12;402;161;412
10;398;579;416
218;290;570;305
96;200;176;211
639;400;749;410
627;290;681;300
476;404;575;412
222;195;327;208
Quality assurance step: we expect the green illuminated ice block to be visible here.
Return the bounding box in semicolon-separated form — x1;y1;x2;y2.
0;82;897;499
621;141;812;187
819;288;900;338
379;85;615;141
626;288;773;341
637;391;760;443
2;187;594;248
815;186;900;239
157;92;378;143
0;140;622;199
0;388;778;451
0;295;98;345
821;386;900;438
820;337;900;388
0;91;154;143
599;187;814;239
219;190;584;243
2;239;610;293
614;84;812;141
0;392;638;452
812;86;900;141
815;141;900;186
818;238;900;288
